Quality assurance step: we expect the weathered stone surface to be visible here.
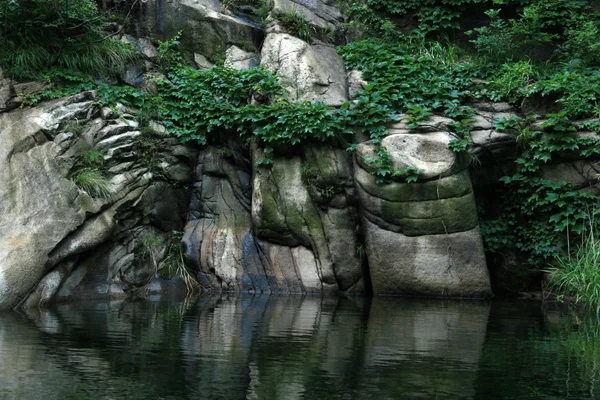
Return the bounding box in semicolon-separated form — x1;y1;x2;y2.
225;45;258;70
194;53;214;70
261;33;348;106
252;153;337;283
358;188;478;236
388;115;454;133
541;160;600;188
122;64;145;86
136;0;263;62
137;38;159;59
0;88;196;309
363;219;492;297
181;137;362;294
271;0;342;30
183;143;253;291
356;131;468;180
0;94;96;309
12;80;50;104
355;167;473;203
347;70;367;100
354;119;491;297
252;145;362;292
0;70;15;112
521;92;562;116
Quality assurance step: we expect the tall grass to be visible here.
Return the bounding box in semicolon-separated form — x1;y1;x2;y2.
0;0;137;80
547;216;600;309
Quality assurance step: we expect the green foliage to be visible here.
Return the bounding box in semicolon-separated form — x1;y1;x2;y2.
525;70;600;119
278;10;312;42
547;216;600;308
65;121;84;135
338;40;477;180
156;64;352;164
156;33;183;70
0;0;137;79
346;0;485;39
491;61;535;104
160;230;200;293
481;116;600;266
72;168;112;198
448;138;469;152
82;149;104;167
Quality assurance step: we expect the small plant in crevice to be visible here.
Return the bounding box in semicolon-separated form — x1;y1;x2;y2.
138;136;162;170
448;138;470;153
64;121;85;135
278;10;312;42
82;149;104;167
356;242;367;262
72;168;112;198
300;163;342;199
160;230;200;293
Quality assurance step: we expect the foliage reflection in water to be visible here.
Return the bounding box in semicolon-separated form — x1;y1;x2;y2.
0;296;599;399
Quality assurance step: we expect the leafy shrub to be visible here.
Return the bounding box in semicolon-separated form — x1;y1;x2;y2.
338;40;477;180
490;61;535;104
470;0;600;65
480;116;600;266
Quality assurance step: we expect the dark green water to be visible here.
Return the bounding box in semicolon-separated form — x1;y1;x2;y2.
1;296;599;400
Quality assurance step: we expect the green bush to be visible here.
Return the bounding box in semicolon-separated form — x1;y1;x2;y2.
0;0;137;79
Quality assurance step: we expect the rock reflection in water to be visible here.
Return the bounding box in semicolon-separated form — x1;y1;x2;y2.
0;296;491;400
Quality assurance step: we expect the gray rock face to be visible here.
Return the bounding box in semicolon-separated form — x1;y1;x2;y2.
0;93;196;310
0;94;95;309
0;68;15;112
364;219;491;297
251;145;362;293
224;45;258;70
468;102;519;187
354;116;492;298
136;0;263;62
0;12;506;305
261;33;348;106
271;0;342;30
183;141;253;291
182;139;363;294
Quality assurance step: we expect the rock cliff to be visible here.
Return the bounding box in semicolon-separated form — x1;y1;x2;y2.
0;0;518;309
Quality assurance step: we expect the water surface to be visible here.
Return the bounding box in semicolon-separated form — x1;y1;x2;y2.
1;296;598;399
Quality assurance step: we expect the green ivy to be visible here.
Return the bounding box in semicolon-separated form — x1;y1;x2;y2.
481;117;600;266
337;40;477;180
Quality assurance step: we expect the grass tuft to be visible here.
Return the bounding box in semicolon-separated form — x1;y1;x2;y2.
547;215;600;309
72;168;112;198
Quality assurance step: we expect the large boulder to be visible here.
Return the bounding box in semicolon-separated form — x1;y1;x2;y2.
182;140;254;291
251;144;362;293
354;118;492;298
136;0;263;62
260;33;348;106
271;0;342;31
